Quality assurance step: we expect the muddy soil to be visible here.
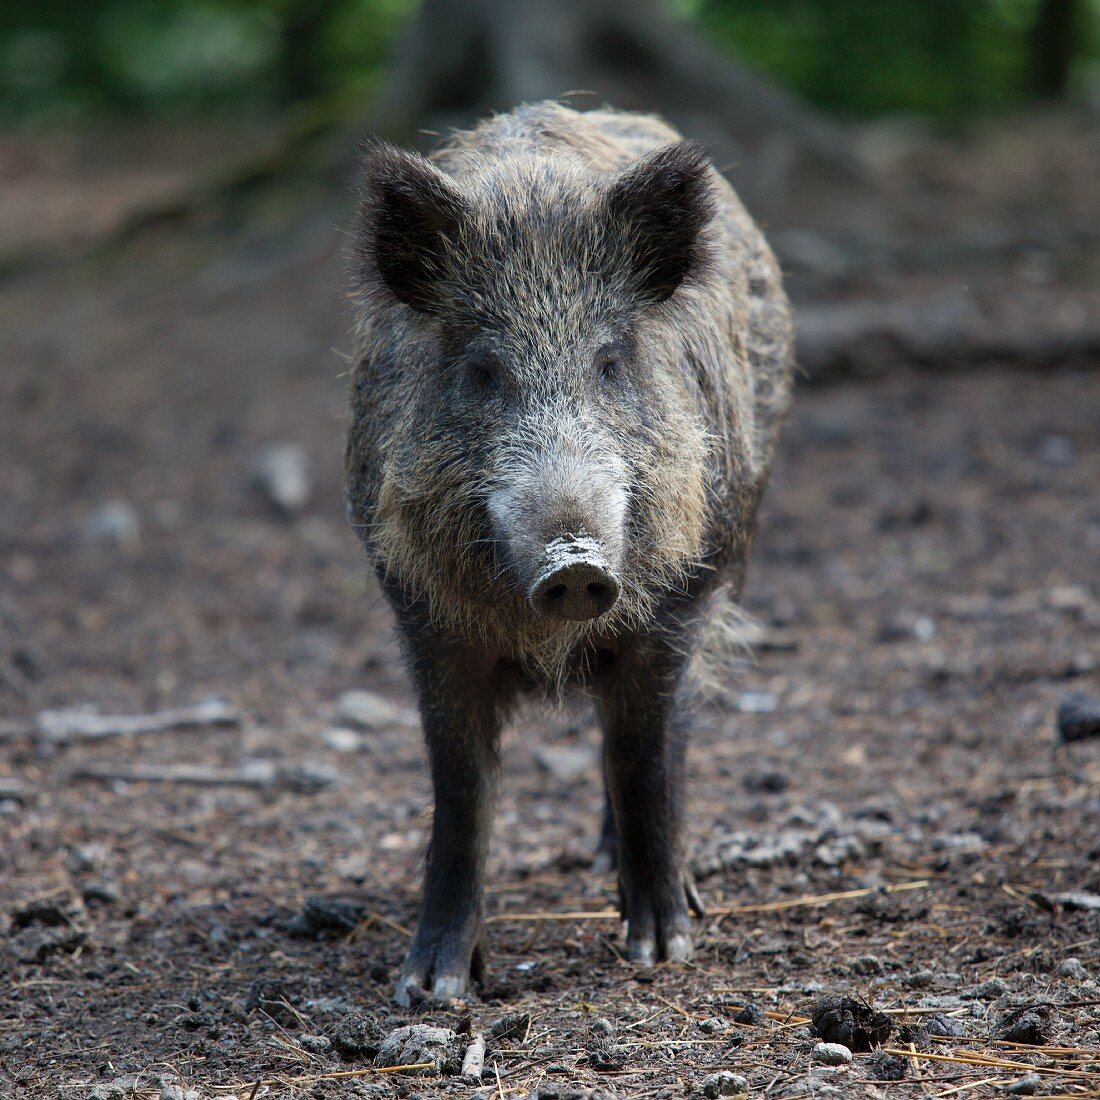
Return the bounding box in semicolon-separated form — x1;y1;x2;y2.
0;117;1098;1099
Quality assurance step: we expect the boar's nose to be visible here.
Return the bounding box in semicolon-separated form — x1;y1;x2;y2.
528;555;621;621
530;561;620;620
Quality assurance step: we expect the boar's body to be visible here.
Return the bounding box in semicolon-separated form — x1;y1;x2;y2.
345;103;793;1004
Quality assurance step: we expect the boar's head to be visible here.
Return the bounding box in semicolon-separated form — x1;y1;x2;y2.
349;140;721;674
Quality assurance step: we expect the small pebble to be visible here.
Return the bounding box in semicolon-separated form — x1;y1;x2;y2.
278;762;337;793
815;834;864;868
1057;957;1088;980
701;1071;750;1098
742;768;788;794
1038;433;1074;467
1057;692;1100;743
850;954;884;976
82;880;121;906
322;727;363;753
964;978;1007;1000
733;1002;766;1026
336;690;408;732
734;691;778;714
298;1034;332;1054
1005;1072;1042;1095
252;442;310;515
813;1042;853;1065
83;501;140;548
491;1012;532;1041
66;843;106;875
535;745;596;784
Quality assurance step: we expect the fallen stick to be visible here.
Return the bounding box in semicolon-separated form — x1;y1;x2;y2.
36;699;239;744
462;1033;486;1082
880;1048;1098;1080
73;760;274;786
214;1061;437;1093
929;1076;1000;1098
486;880;929;923
71;760;335;792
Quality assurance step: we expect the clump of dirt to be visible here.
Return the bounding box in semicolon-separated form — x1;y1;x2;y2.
331;1013;386;1059
489;1011;532;1041
995;1004;1055;1045
733;1002;766;1026
287;895;366;936
871;1053;909;1081
1057;691;1100;742
374;1023;465;1075
810;994;893;1051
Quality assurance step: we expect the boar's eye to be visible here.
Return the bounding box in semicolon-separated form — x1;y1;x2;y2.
465;354;499;392
596;350;619;385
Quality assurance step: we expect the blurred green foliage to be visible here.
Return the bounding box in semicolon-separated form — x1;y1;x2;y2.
685;0;1100;116
0;0;415;128
2;0;1098;130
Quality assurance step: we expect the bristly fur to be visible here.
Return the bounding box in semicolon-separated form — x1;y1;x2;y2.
345;102;794;693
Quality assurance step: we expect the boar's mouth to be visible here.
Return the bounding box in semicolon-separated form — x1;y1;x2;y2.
525;535;621;622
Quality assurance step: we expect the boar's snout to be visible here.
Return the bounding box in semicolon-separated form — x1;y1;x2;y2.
529;542;620;621
486;422;628;620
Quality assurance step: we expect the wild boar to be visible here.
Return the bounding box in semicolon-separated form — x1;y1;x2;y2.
345;101;793;1004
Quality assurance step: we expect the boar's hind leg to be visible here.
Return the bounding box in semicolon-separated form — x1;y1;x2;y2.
394;636;501;1007
592;774;618;872
598;638;705;965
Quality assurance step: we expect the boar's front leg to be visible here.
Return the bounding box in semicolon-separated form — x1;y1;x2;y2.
394;630;501;1007
598;635;705;965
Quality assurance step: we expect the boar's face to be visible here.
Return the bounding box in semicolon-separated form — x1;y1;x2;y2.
352;141;716;647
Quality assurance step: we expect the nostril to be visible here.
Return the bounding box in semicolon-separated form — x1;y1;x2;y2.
529;559;621;621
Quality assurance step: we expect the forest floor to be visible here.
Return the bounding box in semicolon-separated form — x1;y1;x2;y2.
0;112;1098;1100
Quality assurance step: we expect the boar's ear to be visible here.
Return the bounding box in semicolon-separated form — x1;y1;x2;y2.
604;140;717;305
355;144;471;312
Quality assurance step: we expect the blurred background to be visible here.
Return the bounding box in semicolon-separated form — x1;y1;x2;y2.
3;0;1100;368
5;0;1100;127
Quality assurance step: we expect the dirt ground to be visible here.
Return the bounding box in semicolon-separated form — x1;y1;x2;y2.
0;116;1098;1100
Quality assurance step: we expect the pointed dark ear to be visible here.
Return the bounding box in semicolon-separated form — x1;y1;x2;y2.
604;140;717;305
354;144;471;312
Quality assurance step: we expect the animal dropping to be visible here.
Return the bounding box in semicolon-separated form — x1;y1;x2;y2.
344;102;794;1004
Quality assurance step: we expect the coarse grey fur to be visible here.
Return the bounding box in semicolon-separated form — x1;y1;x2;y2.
345;102;793;1004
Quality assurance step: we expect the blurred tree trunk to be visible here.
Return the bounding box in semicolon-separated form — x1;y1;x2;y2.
280;0;330;105
1030;0;1077;99
366;0;861;212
